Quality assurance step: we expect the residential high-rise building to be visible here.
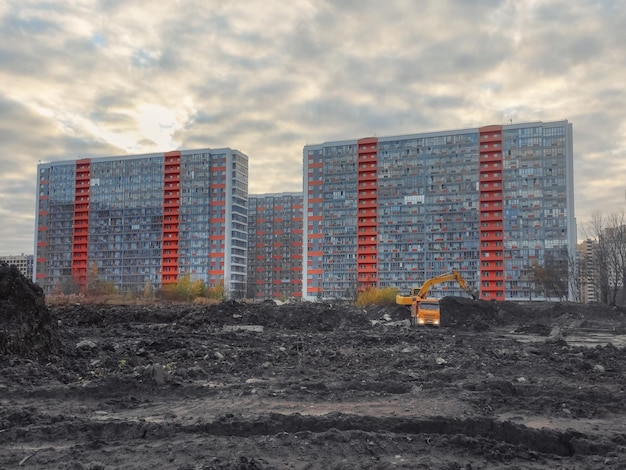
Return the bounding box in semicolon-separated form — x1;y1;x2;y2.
247;192;303;299
303;120;576;301
0;254;34;280
577;239;597;303
34;148;248;297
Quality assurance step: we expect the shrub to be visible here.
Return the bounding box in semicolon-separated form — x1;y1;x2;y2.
159;276;225;302
355;287;399;306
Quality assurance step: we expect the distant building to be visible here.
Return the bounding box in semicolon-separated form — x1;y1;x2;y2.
0;254;33;280
577;226;626;305
247;193;303;299
577;239;597;303
34;148;249;297
303;120;576;301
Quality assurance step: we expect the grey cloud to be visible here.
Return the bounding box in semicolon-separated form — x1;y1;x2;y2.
1;0;626;254
88;111;135;129
519;33;602;76
137;138;158;147
0;97;54;255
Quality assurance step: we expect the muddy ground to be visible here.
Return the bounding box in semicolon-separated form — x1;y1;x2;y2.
1;267;626;469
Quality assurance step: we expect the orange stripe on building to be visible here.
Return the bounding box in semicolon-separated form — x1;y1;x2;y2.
356;137;379;291
161;151;181;284
71;159;91;290
478;125;505;300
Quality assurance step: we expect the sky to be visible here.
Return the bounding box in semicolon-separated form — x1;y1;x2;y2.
1;0;625;256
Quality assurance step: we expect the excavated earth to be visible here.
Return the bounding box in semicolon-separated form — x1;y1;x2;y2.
2;267;626;469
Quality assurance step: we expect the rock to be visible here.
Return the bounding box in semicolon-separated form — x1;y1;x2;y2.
76;340;98;351
593;364;605;373
435;357;447;365
549;325;562;338
214;351;225;360
222;325;264;333
147;363;166;385
524;346;541;355
245;378;268;385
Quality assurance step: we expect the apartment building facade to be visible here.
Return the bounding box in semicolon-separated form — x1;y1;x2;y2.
34;148;248;297
246;192;303;299
577;239;597;303
0;254;34;280
303;120;576;301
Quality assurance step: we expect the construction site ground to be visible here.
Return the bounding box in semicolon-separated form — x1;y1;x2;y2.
1;267;626;469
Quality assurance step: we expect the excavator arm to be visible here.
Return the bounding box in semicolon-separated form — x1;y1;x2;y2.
396;269;477;305
395;269;477;327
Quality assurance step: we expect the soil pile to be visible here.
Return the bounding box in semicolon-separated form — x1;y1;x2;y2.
0;263;60;357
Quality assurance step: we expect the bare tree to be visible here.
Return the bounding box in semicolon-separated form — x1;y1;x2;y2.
607;211;626;305
567;245;583;302
583;210;626;306
532;249;569;301
585;211;609;303
548;248;570;301
514;262;537;300
530;261;545;300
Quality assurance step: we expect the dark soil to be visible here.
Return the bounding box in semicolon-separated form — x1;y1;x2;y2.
0;263;61;357
1;268;625;469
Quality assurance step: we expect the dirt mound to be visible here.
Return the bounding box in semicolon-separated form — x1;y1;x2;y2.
57;300;374;332
0;263;61;357
439;297;626;332
440;296;506;330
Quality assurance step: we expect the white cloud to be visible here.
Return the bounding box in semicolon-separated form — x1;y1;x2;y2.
0;0;625;255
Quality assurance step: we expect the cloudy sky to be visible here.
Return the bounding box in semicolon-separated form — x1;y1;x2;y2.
1;0;625;256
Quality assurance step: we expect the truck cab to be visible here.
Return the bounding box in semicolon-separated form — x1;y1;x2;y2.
413;299;441;326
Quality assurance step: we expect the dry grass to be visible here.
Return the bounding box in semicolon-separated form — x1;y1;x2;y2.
355;287;399;306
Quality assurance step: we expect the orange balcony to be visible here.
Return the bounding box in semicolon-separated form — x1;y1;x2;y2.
479;212;503;221
479;173;502;182
358;180;377;189
164;166;180;174
358;173;378;181
479;192;503;201
479;252;504;261
358;200;378;209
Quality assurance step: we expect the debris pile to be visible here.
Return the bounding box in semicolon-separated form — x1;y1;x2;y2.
0;263;60;357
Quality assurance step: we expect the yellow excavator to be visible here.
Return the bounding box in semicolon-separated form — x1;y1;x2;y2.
396;269;477;327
